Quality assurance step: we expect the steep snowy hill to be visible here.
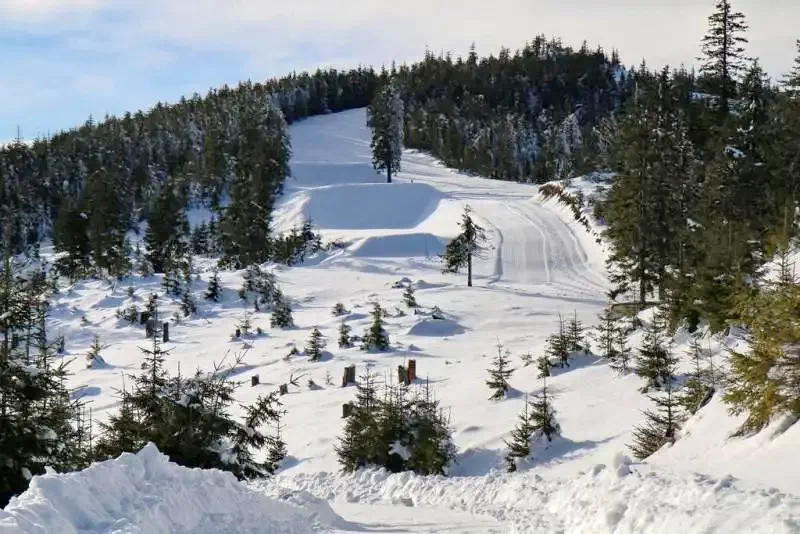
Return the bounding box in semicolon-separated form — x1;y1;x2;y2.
14;108;800;532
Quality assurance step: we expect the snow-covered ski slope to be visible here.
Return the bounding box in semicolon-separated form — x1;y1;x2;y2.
15;108;800;532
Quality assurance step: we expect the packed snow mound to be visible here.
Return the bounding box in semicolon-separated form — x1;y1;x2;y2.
302;183;442;230
407;318;466;337
261;462;800;533
349;233;446;258
0;444;318;534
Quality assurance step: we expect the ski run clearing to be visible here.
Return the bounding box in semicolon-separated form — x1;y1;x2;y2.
3;108;800;533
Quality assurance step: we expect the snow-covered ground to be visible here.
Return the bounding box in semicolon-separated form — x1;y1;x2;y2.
7;108;800;532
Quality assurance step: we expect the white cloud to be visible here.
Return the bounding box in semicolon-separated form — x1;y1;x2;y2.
0;0;105;20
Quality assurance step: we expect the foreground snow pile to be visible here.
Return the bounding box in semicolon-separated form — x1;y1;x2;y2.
0;444;319;534
258;459;800;533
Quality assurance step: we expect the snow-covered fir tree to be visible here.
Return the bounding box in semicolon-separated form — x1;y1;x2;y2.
545;314;570;368
85;335;106;368
442;205;488;287
367;82;404;183
486;343;515;400
361;302;389;352
205;268;222;302
402;284;417;308
331;302;348;317
305;327;325;362
504;394;534;472
628;380;682;460
338;321;353;348
566;310;585;352
270;293;294;329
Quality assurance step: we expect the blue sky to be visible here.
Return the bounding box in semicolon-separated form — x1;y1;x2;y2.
2;0;798;143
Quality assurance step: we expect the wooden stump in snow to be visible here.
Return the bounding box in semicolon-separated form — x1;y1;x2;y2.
145;320;155;338
251;375;260;387
279;384;289;396
342;365;356;387
342;402;354;418
398;365;410;386
162;322;169;342
140;311;151;325
407;359;417;382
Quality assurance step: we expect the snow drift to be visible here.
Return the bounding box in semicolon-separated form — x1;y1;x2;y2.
259;460;800;533
0;444;321;534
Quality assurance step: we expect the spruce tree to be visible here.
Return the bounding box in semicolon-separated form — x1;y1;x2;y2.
336;368;381;471
402;284;417;308
442;205;488;287
529;376;561;443
305;326;325;362
699;0;749;114
361;302;390;352
613;327;632;374
628;382;681;460
332;302;348;317
266;414;288;474
205;268;222;302
486;343;515;400
367;82;404;183
406;380;456;475
546;314;570;368
504;394;534;472
784;40;800;96
596;306;619;361
680;337;714;415
270;294;294;329
180;283;196;317
338;321;353;348
85;335;106;368
635;316;677;391
566;310;585;352
145;180;187;273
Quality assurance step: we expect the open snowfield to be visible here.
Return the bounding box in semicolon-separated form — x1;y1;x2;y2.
7;108;800;532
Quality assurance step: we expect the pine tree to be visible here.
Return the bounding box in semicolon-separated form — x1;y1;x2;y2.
180;283;196;317
486;343;514;400
628;381;681;460
266;413;287;473
85;334;106;368
361;302;390;352
635;316;677;391
402;285;417;308
270;294;294;329
699;0;749;114
784;40;800;96
529;373;561;443
442;205;488;287
546;314;570;368
205;268;222;302
367;82;404;183
680;337;715;415
566;310;585;352
613;327;632;374
305;326;325;362
504;394;534;472
336;367;381;471
405;380;456;475
596;306;619;361
332;302;348;317
338;321;353;348
145;180;187;273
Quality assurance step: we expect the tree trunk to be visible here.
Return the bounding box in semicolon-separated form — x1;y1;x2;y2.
467;252;473;287
387;146;392;184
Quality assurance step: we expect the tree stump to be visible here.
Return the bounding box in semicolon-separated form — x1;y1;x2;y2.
398;365;409;386
342;402;354;418
407;359;417;382
279;384;289;396
145;320;155;338
140;311;151;325
251;375;260;387
162;322;169;342
342;365;356;387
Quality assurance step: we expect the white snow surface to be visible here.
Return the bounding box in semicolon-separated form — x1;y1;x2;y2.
0;444;317;534
9;108;800;532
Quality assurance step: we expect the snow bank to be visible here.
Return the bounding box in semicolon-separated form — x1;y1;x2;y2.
0;444;319;534
407;318;466;337
302;183;442;230
259;462;800;533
